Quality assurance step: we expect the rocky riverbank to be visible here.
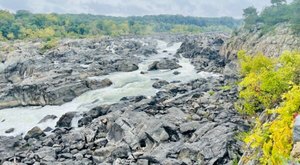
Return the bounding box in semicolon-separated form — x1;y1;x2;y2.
0;37;157;109
0;76;248;165
0;34;247;165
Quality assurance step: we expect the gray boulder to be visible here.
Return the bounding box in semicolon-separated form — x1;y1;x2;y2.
38;115;57;124
152;80;169;89
24;126;46;140
56;112;77;128
148;59;181;71
86;78;112;90
4;128;14;134
115;61;139;72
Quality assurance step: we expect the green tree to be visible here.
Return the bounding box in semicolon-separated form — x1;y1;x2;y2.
15;10;32;18
243;7;259;29
291;0;300;33
0;10;15;38
0;10;242;40
271;0;286;6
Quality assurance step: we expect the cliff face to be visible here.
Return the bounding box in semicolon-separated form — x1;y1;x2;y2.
220;23;300;60
219;23;300;79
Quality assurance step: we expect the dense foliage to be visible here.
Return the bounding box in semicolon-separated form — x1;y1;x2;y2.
237;51;300;164
243;0;300;33
0;10;241;41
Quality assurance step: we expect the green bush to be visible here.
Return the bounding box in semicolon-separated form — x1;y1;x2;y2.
237;50;300;165
236;51;299;115
40;39;58;52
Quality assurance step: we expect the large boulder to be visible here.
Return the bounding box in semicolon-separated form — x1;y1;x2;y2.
152;80;169;89
56;112;77;128
138;46;158;56
86;78;113;90
115;61;139;72
4;128;14;134
38;115;58;124
148;59;181;71
24;126;46;140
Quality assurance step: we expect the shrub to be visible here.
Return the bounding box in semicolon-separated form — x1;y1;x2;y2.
238;51;300;164
244;85;300;164
40;39;58;52
236;51;298;114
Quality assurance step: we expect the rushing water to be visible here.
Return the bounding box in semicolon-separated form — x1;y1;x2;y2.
0;40;218;136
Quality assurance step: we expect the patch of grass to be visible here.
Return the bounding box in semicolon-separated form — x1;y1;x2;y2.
221;85;232;91
208;90;215;96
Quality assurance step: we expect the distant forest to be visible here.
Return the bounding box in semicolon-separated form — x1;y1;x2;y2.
0;10;242;41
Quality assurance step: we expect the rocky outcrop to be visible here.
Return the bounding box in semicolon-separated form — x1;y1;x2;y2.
0;78;113;109
0;76;247;165
176;34;227;73
220;23;300;60
219;23;300;79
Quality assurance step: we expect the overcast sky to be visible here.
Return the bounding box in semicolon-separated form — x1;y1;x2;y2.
0;0;291;18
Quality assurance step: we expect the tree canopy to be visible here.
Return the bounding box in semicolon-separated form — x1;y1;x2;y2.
243;0;300;33
0;11;241;41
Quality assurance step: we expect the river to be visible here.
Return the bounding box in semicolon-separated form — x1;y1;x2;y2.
0;40;218;136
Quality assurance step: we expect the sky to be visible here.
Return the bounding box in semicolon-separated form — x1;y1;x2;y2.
0;0;291;18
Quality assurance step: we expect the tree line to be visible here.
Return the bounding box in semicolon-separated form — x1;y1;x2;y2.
0;10;241;41
243;0;300;33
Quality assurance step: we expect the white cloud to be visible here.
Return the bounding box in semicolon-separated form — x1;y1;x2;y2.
0;0;282;18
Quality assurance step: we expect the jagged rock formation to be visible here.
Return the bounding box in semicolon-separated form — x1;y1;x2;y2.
220;23;300;60
176;34;228;73
220;23;300;79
